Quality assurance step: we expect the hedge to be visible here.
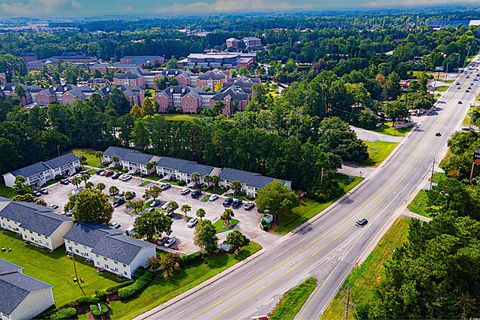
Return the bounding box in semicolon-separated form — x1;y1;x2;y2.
89;303;108;317
118;271;154;301
179;252;203;267
50;307;77;320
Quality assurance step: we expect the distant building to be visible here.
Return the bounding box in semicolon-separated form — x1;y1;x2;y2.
156;157;220;184
0;259;55;320
102;146;160;175
184;52;256;69
195;69;231;90
226;38;240;49
243;37;262;50
119;56;164;68
113;71;147;88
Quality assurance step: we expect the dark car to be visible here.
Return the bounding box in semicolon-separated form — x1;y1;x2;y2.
244;202;255;210
40;189;49;195
356;218;368;227
232;199;243;209
150;199;161;207
96;169;105;175
60;179;70;185
223;197;234;207
156;236;170;246
113;198;125;208
458;101;463;104
191;190;202;199
111;172;122;179
435;132;442;137
160;183;171;191
104;171;113;177
32;190;42;197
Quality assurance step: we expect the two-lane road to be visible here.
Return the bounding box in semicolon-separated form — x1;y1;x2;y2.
137;56;480;320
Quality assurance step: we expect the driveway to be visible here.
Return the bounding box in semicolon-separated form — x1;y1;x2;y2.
349;125;404;143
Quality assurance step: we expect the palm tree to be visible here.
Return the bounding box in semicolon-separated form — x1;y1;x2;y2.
109;186;119;196
221;209;234;226
204;175;212;188
146;162;156;172
146;256;162;272
96;182;106;191
211;175;220;188
81;173;90;186
181;204;191;217
191;172;200;185
160;254;180;278
71;176;82;189
167;201;178;212
111;156;120;164
196;208;206;220
230;180;242;196
85;181;94;189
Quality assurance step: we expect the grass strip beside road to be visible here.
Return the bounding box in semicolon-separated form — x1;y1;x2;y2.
109;242;262;319
321;217;410;320
407;172;445;218
272;175;363;234
373;122;412;137
269;277;318;320
363;141;399;167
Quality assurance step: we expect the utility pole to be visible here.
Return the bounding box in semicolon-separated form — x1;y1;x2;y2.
430;158;435;190
342;282;354;320
320;167;324;185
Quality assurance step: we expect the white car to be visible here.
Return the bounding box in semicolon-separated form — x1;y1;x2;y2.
181;188;191;195
164;237;176;248
161;202;170;210
209;194;219;201
187;218;198;228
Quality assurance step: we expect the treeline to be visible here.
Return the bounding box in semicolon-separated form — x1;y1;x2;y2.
357;131;480;319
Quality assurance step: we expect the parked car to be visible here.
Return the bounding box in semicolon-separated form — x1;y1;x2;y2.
187;218;198;228
113;198;125;208
60;179;70;185
32;190;42;197
104;171;113;177
160;183;171;190
40;189;48;195
96;169;105;175
48;204;59;209
99;171;106;176
161;202;171;211
72;187;84;196
458;101;463;104
191;190;202;199
435;132;442;137
164;237;177;248
356;218;368;227
65;210;72;217
150;199;161;207
111;222;120;229
156;236;169;246
111;172;122;179
232;199;243;209
125;226;135;236
244;201;255;210
180;188;191;195
122;175;132;182
209;194;219;202
223;197;234;207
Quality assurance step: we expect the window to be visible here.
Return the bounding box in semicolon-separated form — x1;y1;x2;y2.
124;271;128;275
114;261;118;265
123;264;126;267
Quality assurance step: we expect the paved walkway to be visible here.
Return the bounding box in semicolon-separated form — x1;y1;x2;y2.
338;164;375;178
350;125;404;142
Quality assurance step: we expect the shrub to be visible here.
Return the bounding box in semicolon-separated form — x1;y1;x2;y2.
118;271;154;301
61;295;100;308
90;303;108;317
176;180;187;186
50;307;77;320
179;252;203;267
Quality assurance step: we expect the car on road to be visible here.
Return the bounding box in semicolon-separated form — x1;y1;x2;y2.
60;179;70;185
458;101;463;104
32;190;42;196
160;183;171;190
209;194;219;201
187;218;198;228
223;197;234;207
150;199;161;207
164;237;177;248
232;199;243;209
181;188;191;195
48;204;59;209
111;222;121;229
111;172;122;179
96;169;105;175
191;190;202;199
244;201;255;210
113;198;125;207
456;82;460;85
356;218;368;227
435;132;442;137
40;189;48;195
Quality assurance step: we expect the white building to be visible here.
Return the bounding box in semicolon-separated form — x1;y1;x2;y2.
218;167;292;197
64;223;156;279
3;153;80;188
0;199;73;251
102;146;160;175
0;259;55;320
156;156;221;184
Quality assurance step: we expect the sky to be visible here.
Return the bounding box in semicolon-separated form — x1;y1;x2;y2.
0;0;479;18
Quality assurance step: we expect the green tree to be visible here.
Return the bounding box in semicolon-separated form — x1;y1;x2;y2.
382;101;410;127
142;97;156;116
66;189;113;224
81;173;90;186
145;185;162;200
221;208;234;226
181;204;192;217
71;176;82;189
191;172;201;185
12;176;33;195
85;181;94;189
167;200;178;212
230;180;242;195
160;253;180;278
109;185;119;196
12;193;36;203
256;180;298;223
196;208;206;220
96;182;106;191
127;199;144;213
134;210;173;241
146;256;162;272
225;230;250;252
194;219;218;255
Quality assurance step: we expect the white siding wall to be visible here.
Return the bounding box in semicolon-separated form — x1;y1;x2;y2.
2;173;16;188
49;221;73;250
6;288;54;320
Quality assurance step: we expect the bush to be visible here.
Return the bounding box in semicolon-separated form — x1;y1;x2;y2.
176;180;187;186
62;295;100;308
50;307;77;320
90;303;108;317
179;252;203;267
118;271;154;301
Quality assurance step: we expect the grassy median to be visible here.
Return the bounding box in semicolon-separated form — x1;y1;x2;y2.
269;277;318;320
363;141;399;167
321;217;410;320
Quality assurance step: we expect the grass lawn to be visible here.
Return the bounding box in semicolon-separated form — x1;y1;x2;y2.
435;85;449;92
272;175;363;234
407;172;445;217
363;141;399;167
373;122;412;137
0;186;14;199
269;277;317;320
201;195;210;202
163;114;201;121
138;181;150;187
476;92;480;101
214;219;239;233
0;231;124;307
109;242;262;319
445;79;454;84
321;217;410;320
72;149;102;167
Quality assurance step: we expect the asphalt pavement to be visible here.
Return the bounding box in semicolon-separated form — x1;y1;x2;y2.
136;56;480;320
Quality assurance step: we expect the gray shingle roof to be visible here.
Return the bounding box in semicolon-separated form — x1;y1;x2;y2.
156;157;216;176
9;153;79;178
103;147;156;165
43;153;79;170
219;168;289;189
0;201;71;236
0;271;52;316
198;69;228;80
65;223;154;264
0;259;22;276
114;71;141;80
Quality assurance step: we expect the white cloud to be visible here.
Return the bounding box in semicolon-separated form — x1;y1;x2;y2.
0;0;81;16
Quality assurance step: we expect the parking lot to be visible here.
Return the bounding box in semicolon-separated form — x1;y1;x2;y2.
39;173;281;253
